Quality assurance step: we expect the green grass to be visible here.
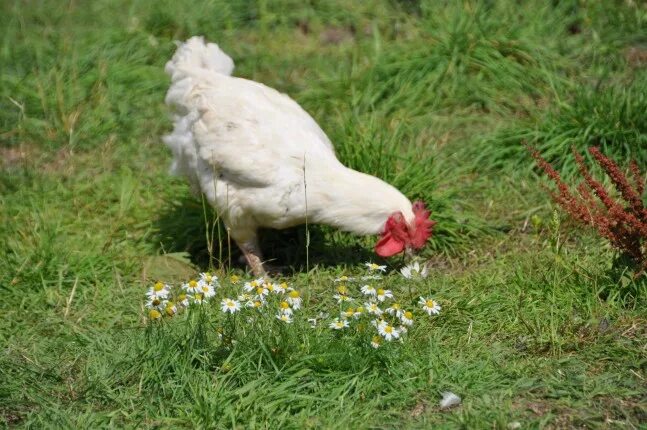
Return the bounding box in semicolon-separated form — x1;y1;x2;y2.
1;0;646;427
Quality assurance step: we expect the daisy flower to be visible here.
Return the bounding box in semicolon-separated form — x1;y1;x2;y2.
199;282;216;299
254;286;269;298
341;307;355;319
146;281;170;299
286;290;302;309
376;288;393;302
361;285;376;296
371;335;381;349
419;297;441;315
145;297;166;310
386;303;404;318
333;293;351;303
229;274;240;284
337;285;349;295
329;318;349;330
400;311;414;326
247;300;263;309
221;298;241;314
400;261;429;279
177;293;190;307
149;309;162;320
279;301;293;315
263;281;277;294
377;321;400;341
183;280;201;294
276;313;293;323
365;302;383;316
353;306;364;319
199;272;219;286
238;293;253;303
274;282;288;294
334;275;355;282
365;262;387;272
192;293;206;304
165;301;178;316
398;325;408;334
243;278;264;292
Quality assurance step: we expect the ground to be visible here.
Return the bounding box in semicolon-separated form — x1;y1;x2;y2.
1;1;646;428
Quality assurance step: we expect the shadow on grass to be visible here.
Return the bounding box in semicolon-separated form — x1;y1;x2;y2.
153;195;375;274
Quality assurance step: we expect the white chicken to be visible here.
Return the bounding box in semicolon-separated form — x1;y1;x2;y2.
163;37;435;275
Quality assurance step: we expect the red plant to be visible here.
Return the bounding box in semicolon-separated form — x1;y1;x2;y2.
527;145;647;277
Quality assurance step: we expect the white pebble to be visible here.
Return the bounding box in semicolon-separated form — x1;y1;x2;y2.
439;391;461;409
507;422;522;430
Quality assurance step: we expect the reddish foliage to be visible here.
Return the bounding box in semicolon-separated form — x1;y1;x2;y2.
527;145;647;277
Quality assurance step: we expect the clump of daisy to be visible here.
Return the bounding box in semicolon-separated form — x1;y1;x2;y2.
221;298;241;314
400;261;429;279
419;297;441;315
278;301;293;316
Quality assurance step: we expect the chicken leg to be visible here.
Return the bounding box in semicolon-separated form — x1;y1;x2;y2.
237;237;266;277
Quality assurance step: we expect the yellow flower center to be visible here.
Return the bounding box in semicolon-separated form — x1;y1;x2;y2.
372;336;381;344
178;294;187;301
370;304;377;310
356;307;364;313
195;293;203;301
265;283;274;291
404;311;413;319
202;286;210;293
204;273;212;282
370;263;379;269
336;322;343;328
384;326;393;334
391;303;401;310
154;282;164;291
189;280;197;288
280;301;290;309
230;275;240;283
149;309;161;319
152;298;161;306
280;282;288;290
226;300;235;308
377;289;385;296
339;276;348;281
289;290;300;298
337;285;348;294
251;281;259;287
165;306;175;316
253;301;262;308
426;300;435;307
257;287;265;295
